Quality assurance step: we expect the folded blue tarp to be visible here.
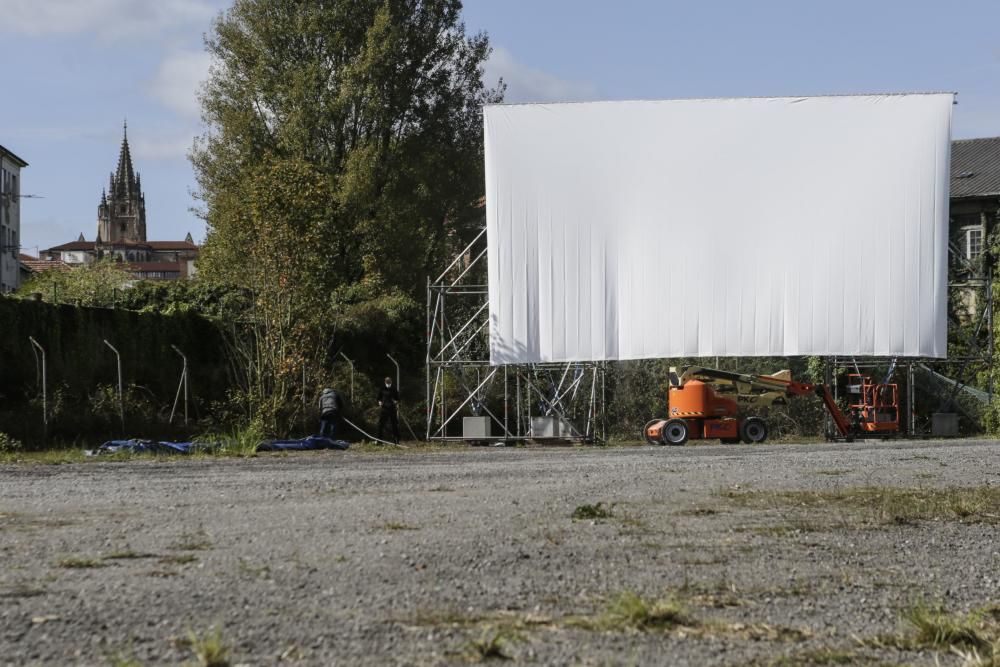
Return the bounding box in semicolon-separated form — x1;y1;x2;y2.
90;435;350;456
257;435;350;451
90;439;206;455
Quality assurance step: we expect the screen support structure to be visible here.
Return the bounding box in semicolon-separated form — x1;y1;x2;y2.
426;228;606;443
823;243;993;436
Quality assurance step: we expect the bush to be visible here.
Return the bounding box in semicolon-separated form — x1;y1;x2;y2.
0;432;23;453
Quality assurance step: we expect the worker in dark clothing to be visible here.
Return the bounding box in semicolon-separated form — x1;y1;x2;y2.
376;376;400;444
317;387;344;439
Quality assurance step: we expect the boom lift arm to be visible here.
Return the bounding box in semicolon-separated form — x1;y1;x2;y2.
673;366;852;437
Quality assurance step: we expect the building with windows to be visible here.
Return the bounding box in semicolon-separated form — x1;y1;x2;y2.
1;144;28;293
951;137;999;266
41;124;198;280
949;137;1000;318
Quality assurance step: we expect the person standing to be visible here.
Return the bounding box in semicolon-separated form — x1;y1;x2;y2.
376;376;400;444
317;387;344;439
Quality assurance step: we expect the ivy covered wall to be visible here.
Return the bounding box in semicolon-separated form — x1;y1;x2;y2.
0;297;230;443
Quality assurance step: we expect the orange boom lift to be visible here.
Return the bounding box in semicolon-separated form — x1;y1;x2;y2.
643;366;897;445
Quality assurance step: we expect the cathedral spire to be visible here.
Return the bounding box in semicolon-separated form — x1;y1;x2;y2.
98;121;147;245
115;121;135;193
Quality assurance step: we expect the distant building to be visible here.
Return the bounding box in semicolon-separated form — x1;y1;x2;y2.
19;253;70;279
41;124;198;280
1;144;28;293
951;137;1000;268
950;137;1000;318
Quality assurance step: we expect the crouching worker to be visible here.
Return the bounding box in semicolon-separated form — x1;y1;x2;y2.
318;387;344;439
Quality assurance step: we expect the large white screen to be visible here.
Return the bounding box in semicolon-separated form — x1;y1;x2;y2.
485;94;952;364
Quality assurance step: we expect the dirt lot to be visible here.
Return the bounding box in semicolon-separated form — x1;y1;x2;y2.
1;439;999;666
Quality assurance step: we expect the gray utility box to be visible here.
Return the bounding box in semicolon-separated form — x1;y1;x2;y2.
931;413;959;437
531;416;567;438
463;416;491;440
530;416;582;439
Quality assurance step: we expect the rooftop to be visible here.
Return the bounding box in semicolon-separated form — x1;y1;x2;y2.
19;254;70;273
0;145;28;168
951;137;1000;199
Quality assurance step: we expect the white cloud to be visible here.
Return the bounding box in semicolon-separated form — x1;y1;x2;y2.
0;0;218;38
485;47;598;104
149;50;212;118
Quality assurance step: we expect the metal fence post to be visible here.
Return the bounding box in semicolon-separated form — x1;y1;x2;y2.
338;351;355;402
169;345;189;425
28;337;47;438
102;339;125;432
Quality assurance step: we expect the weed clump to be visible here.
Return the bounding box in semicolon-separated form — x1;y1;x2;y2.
181;627;230;667
572;502;613;520
901;601;990;651
57;556;105;569
465;629;521;661
720;486;1000;526
596;591;692;632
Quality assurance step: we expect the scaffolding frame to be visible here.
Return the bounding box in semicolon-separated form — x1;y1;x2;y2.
823;243;994;436
426;229;606;443
427;223;994;442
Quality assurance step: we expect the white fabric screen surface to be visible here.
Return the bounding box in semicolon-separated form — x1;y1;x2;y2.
485;94;952;364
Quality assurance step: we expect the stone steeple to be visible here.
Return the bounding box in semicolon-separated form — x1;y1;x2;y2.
97;121;147;244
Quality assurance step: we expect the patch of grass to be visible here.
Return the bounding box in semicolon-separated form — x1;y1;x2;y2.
901;601;990;651
0;511;75;531
170;530;212;551
382;521;418;531
180;627;231;667
864;601;1000;665
105;647;143;667
595;591;692;632
104;549;158;561
194;423;262;458
236;559;270;578
159;554;198;566
0;583;47;598
676;507;720;517
58;556;106;569
0;448;89;464
572;502;613;520
465;629;521;661
720;485;1000;526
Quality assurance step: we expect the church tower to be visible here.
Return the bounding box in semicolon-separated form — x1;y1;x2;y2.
97;122;146;244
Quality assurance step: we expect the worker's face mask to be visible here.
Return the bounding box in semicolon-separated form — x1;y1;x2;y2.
385;381;392;387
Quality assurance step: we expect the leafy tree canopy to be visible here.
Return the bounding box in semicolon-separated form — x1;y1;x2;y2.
190;0;502;429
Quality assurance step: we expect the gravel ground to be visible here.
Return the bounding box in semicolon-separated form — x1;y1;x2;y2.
1;438;999;666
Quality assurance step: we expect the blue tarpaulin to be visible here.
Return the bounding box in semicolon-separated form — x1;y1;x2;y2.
90;440;206;455
90;435;350;456
257;436;350;452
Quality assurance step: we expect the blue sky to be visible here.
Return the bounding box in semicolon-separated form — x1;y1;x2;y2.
3;0;998;255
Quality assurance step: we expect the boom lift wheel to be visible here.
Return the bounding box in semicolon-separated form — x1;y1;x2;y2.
642;419;663;445
739;417;768;444
661;418;689;446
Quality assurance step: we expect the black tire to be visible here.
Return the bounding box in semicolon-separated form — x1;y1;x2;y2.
643;419;664;445
739;417;768;444
660;419;689;446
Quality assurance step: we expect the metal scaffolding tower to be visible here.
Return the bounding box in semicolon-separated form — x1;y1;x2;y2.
426;229;605;443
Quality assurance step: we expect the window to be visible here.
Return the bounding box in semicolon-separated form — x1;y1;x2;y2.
965;226;984;260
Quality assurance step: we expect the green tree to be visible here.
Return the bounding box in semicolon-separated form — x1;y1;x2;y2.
18;259;131;307
192;0;502;431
